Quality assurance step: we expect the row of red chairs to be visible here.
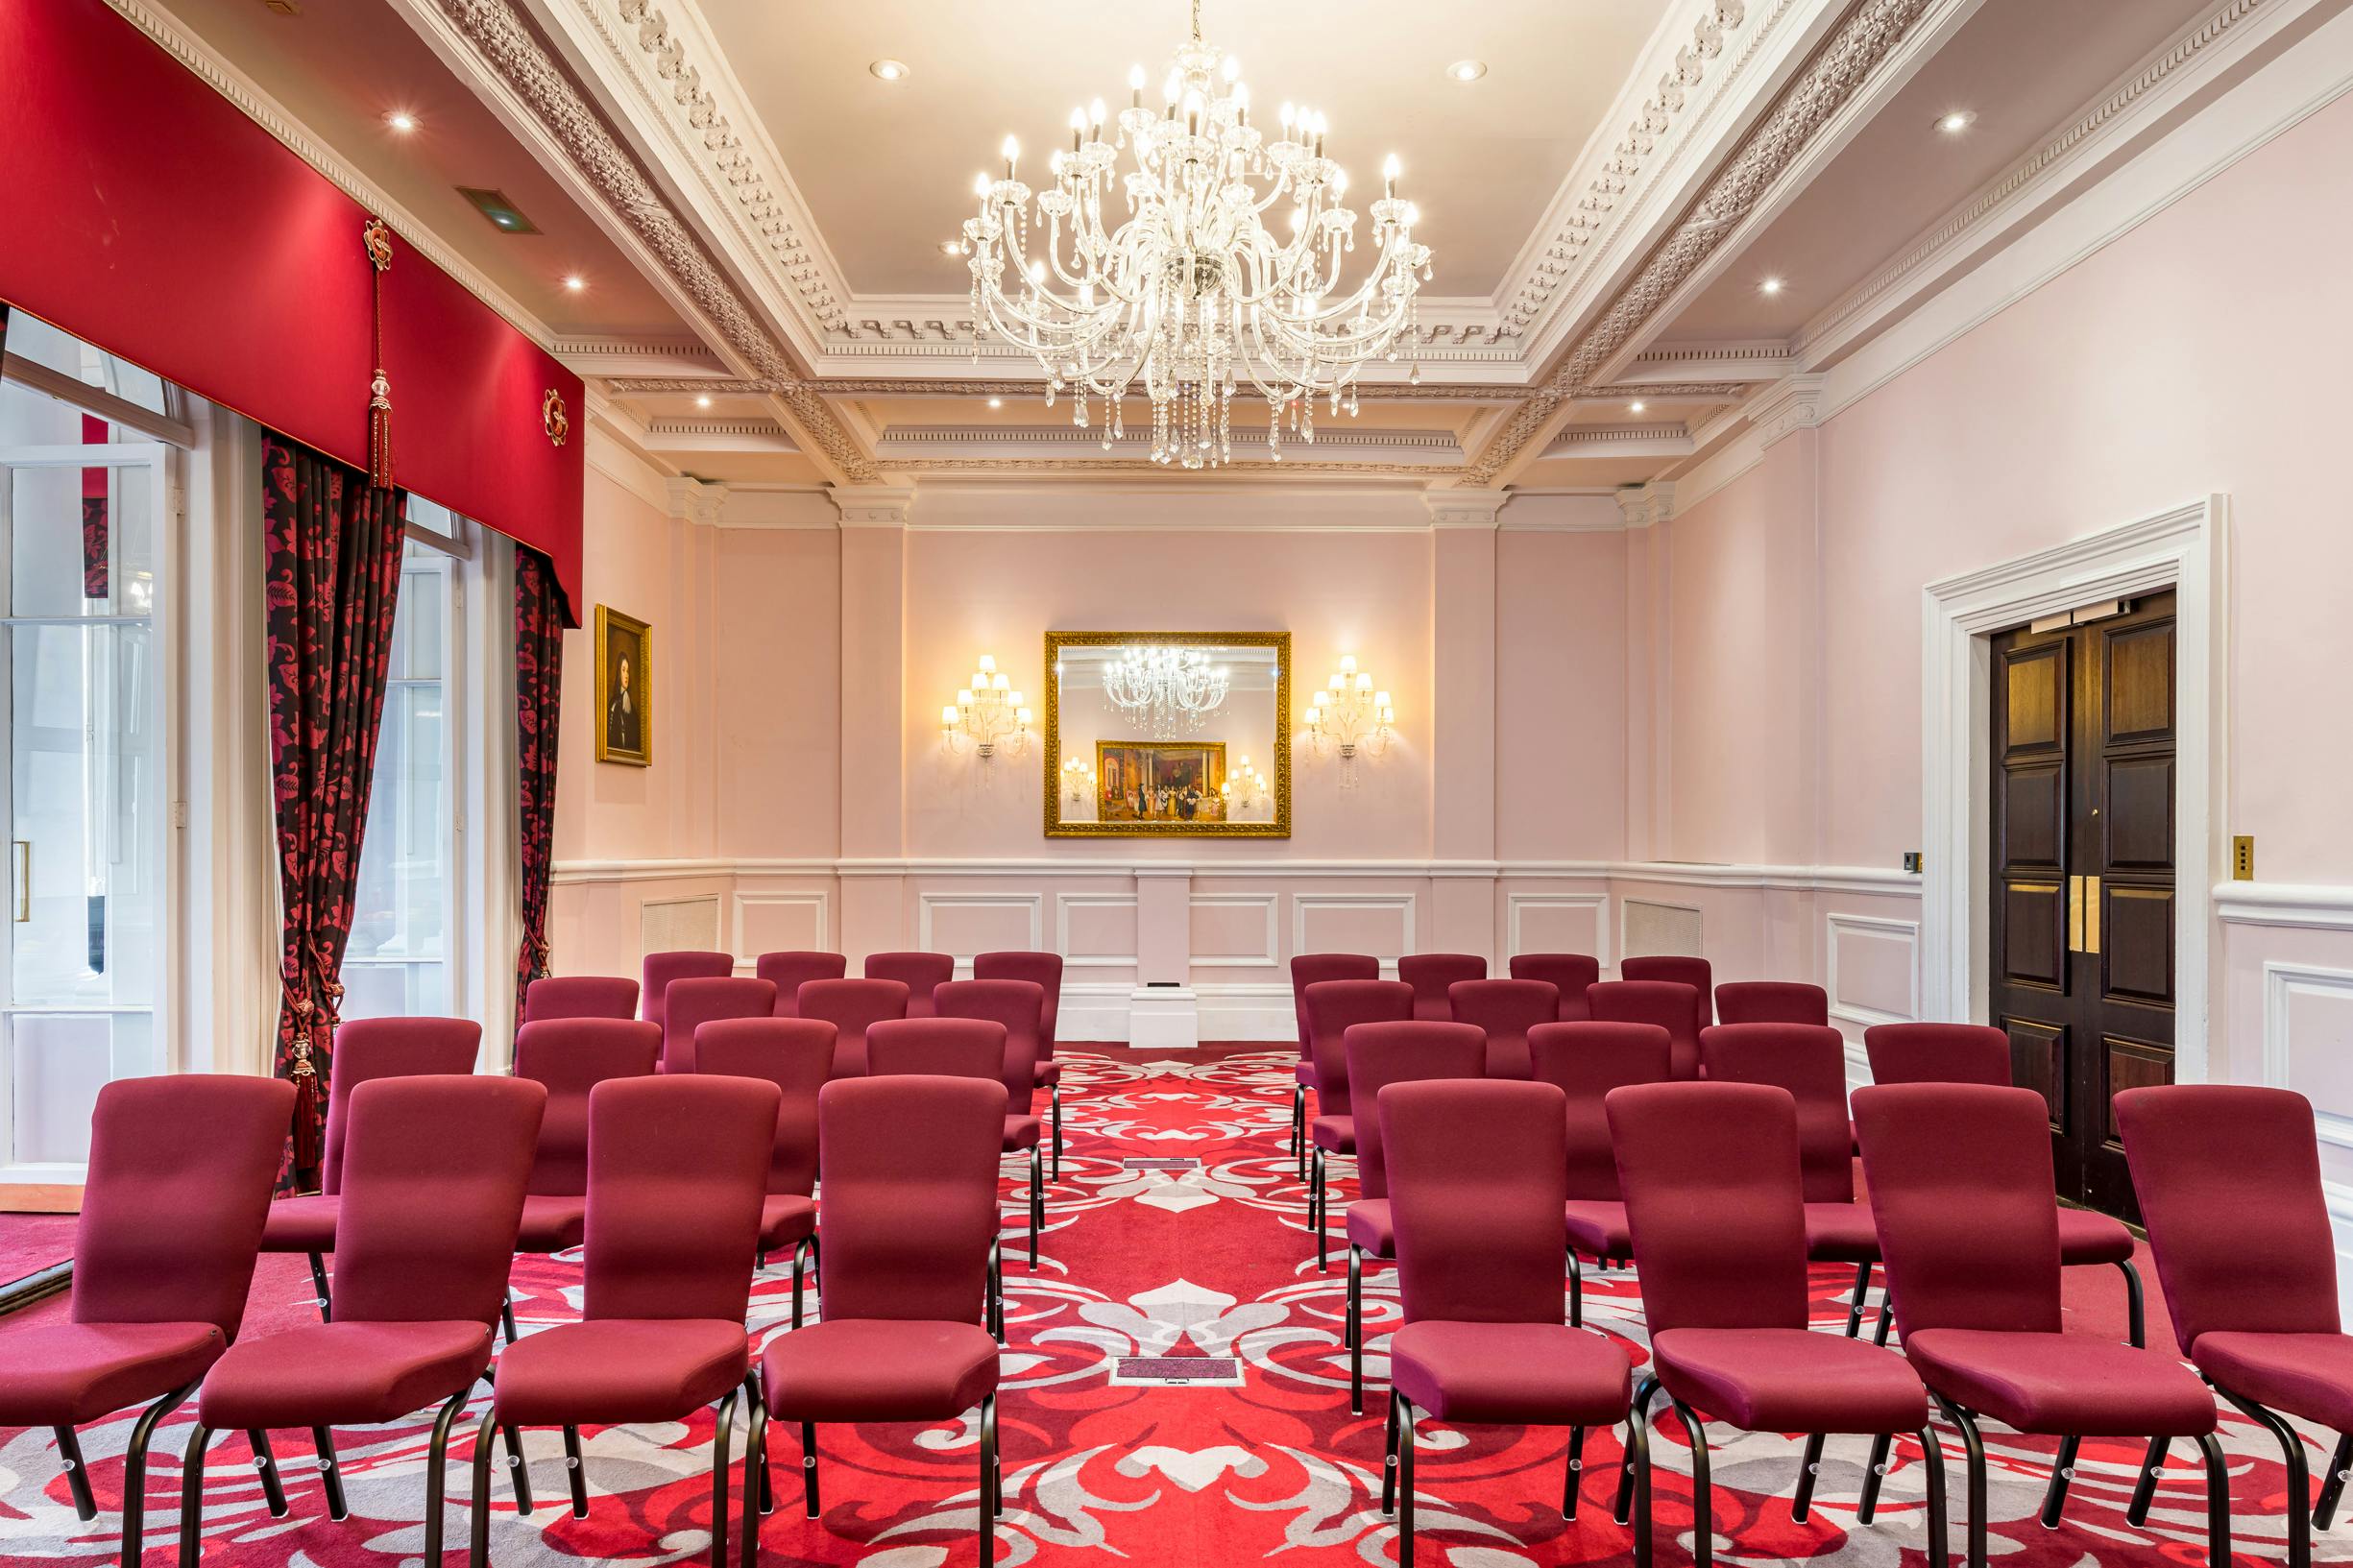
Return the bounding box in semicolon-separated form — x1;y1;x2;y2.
0;1068;1019;1568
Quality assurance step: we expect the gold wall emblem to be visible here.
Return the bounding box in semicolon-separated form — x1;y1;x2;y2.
543;387;570;447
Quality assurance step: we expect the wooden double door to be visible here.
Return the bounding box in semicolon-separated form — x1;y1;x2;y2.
1987;591;2176;1220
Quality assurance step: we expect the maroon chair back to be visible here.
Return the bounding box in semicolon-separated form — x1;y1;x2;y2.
1607;1081;1810;1332
798;977;912;1079
755;952;846;1016
319;1016;483;1194
1620;955;1714;1030
974;952;1064;1058
330;1076;546;1327
866;1017;1009;1090
659;977;778;1074
1396;953;1487;1022
1863;1022;2010;1086
863;952;955;1017
1302;979;1416;1117
1854;1083;2062;1337
1713;981;1829;1027
522;976;641;1023
72;1076;293;1339
1529;1021;1674;1200
1344;1022;1487;1200
1588;980;1703;1081
1291;953;1381;1061
1510;953;1601;1021
2117;1085;2340;1355
641;950;734;1032
934;979;1045;1112
580;1075;777;1323
1446;978;1560;1080
817;1075;1007;1323
1381;1079;1568;1325
514;1019;662;1197
1699;1024;1854;1202
693;1018;836;1198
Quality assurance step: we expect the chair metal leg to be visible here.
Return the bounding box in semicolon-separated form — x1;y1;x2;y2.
2128;1436;2171;1527
2317;1433;2352;1531
248;1430;288;1518
791;1237;810;1329
1858;1431;1894;1522
2217;1387;2302;1568
2119;1260;2147;1349
1291;1083;1306;1179
1873;1294;1897;1347
1935;1396;1989;1568
1381;1389;1401;1515
1616;1373;1661;1527
2197;1431;2233;1568
708;1388;738;1568
1564;1425;1589;1520
2040;1435;2080;1527
746;1376;773;1516
305;1252;332;1320
177;1425;213;1568
979;1394;999;1568
561;1425;591;1519
500;1418;535;1515
1395;1394;1417;1568
1671;1398;1713;1568
1628;1388;1657;1568
1921;1424;1952;1568
1347;1245;1365;1416
313;1426;348;1521
986;1238;1005;1342
464;1399;496;1568
1792;1433;1826;1522
120;1384;193;1564
1844;1262;1874;1338
499;1296;521;1346
1310;1146;1327;1270
1029;1144;1043;1269
52;1426;97;1521
1051;1084;1063;1180
801;1421;820;1518
1569;1249;1584;1329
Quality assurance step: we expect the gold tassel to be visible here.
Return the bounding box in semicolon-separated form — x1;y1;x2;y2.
362;218;395;489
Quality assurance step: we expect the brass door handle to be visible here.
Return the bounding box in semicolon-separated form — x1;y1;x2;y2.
2068;875;2082;953
2067;874;2102;954
2083;874;2100;955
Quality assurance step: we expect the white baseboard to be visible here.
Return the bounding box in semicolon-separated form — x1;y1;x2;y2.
1062;981;1297;1045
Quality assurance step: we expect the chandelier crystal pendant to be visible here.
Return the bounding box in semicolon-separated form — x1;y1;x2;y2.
1100;643;1230;737
960;0;1433;470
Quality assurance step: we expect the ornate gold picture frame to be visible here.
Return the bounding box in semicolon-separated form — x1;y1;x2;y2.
1043;631;1291;838
594;604;651;767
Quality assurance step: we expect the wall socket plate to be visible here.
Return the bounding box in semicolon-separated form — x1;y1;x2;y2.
1903;851;1923;874
2232;835;2255;880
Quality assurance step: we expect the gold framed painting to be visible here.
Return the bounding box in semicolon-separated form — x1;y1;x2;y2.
1043;630;1291;838
594;604;651;766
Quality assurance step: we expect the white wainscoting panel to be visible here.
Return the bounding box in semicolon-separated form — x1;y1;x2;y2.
731;891;829;959
1055;892;1139;971
1188;893;1281;971
1826;912;1921;1028
1293;893;1416;970
1506;893;1609;966
2262;961;2353;1154
916;892;1045;962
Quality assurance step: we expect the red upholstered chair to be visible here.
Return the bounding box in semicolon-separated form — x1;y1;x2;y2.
1862;1022;2145;1343
1856;1083;2226;1568
1605;1081;1944;1562
1339;1021;1487;1413
1377;1079;1636;1554
863;952;955;1017
473;1074;778;1568
1529;1021;1673;1327
869;1014;1045;1268
523;976;641;1022
181;1076;545;1568
1511;953;1601;1021
1303;978;1417;1271
750;1076;1010;1567
1446;977;1559;1080
513;1019;662;1339
974;952;1067;1175
661;977;778;1074
2119;1084;2350;1565
1621;954;1714;1032
0;1077;289;1562
1290;954;1381;1174
1714;981;1829;1026
1397;953;1487;1022
643;950;735;1033
755;952;846;1016
1588;980;1703;1081
260;1015;482;1320
797;977;910;1079
696;1018;836;1324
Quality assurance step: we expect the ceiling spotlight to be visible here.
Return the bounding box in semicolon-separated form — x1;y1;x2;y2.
869;59;910;82
385;110;417;133
1446;60;1487;83
563;274;586;292
1938;109;1977;133
1759;277;1784;296
696;395;713;410
1629;400;1646;413
940;239;964;256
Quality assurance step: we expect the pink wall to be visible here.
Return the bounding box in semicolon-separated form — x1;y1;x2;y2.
716;527;840;859
1496;528;1628;861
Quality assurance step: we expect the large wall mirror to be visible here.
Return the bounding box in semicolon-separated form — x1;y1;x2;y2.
1043;632;1292;838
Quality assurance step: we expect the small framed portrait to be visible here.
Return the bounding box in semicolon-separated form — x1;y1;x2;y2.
1096;741;1227;825
594;605;651;766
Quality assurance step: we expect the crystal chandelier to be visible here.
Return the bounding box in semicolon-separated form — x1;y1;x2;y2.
959;0;1433;470
1101;643;1230;736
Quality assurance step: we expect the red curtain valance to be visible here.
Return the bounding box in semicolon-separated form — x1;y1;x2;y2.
0;0;583;622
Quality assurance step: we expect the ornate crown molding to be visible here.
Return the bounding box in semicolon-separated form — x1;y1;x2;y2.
1745;374;1826;446
873;424;1468;467
601;375;1529;403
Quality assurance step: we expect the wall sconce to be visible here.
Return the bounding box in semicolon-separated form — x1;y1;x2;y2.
943;653;1031;767
1300;655;1393;788
1062;755;1096;807
1219;753;1272;816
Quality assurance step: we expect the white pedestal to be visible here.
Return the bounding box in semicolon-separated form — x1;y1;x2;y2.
1128;986;1201;1051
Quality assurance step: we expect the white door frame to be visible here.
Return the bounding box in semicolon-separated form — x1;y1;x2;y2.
1919;495;2228;1082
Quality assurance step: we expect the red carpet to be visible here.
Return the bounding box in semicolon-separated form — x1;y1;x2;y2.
0;1046;2322;1564
0;1212;76;1287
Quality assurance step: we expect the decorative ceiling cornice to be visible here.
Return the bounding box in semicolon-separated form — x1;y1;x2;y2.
1460;0;1942;486
420;0;879;479
601;375;1532;403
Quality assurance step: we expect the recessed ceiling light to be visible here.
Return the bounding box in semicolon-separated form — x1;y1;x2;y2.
1446;60;1487;83
696;395;713;410
1938;109;1977;133
988;397;1004;409
1629;400;1646;413
563;275;586;292
940;240;964;256
869;59;910;82
1759;277;1784;296
385;110;417;133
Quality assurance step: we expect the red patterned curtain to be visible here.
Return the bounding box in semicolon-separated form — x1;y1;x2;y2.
514;546;565;1022
264;434;405;1189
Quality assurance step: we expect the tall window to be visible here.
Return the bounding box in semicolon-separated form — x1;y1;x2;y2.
0;317;177;1170
341;508;464;1021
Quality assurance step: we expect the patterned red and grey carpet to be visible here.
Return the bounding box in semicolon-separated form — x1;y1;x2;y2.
0;1046;2327;1564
